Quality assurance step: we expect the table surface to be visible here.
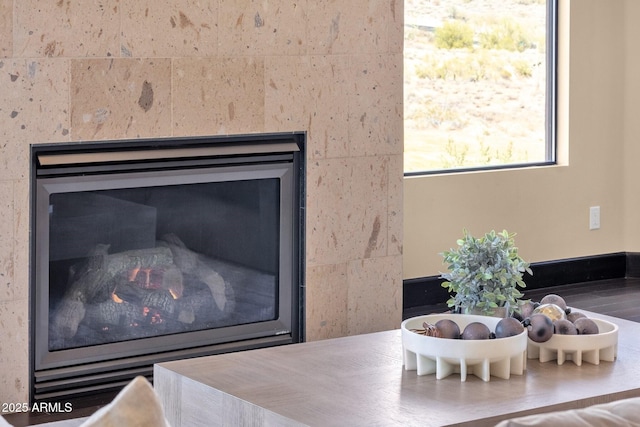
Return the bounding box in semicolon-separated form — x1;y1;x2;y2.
154;311;640;427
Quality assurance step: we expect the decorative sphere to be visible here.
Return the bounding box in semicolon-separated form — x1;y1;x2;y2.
540;293;568;311
461;322;492;340
526;313;554;343
495;317;525;338
567;311;587;323
574;317;600;335
435;319;461;339
553;318;578;335
513;300;537;321
533;303;566;321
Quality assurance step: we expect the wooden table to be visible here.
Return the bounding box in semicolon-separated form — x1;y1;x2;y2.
154;311;640;426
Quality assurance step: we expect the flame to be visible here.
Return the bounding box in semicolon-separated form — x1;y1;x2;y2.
128;265;141;282
128;266;152;287
169;289;180;299
111;292;124;303
142;268;151;287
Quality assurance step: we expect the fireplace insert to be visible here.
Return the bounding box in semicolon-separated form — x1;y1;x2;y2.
30;133;305;401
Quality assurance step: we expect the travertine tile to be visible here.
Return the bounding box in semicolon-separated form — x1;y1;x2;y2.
0;181;14;301
218;0;307;56
387;154;403;257
173;57;265;135
264;56;312;134
14;0;120;57
389;0;404;54
346;156;390;260
264;55;350;160
12;179;29;301
347;256;402;335
307;0;390;55
121;1;219;57
305;263;349;340
307;156;390;266
0;0;11;57
0;299;29;403
348;54;403;157
70;58;172;140
306;158;350;267
0;59;70;180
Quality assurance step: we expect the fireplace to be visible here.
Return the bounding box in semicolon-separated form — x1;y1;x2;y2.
30;133;305;401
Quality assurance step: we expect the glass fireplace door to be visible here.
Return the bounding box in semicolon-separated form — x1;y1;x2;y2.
34;163;295;370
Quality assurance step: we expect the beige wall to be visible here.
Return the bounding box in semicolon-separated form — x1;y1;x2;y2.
0;1;403;402
623;0;640;250
404;0;629;279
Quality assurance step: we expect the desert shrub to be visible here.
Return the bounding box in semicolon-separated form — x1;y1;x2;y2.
414;59;449;80
415;52;512;82
479;18;533;52
415;56;473;81
498;141;515;163
513;59;533;77
407;97;464;129
448;6;469;20
500;68;513;80
441;139;469;168
435;21;474;49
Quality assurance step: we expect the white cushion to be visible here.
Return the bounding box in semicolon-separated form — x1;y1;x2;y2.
495;396;640;427
79;376;170;427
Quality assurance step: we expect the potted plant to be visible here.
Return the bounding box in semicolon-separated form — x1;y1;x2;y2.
440;229;532;316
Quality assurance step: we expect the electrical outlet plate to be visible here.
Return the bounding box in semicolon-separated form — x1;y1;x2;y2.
590;206;601;230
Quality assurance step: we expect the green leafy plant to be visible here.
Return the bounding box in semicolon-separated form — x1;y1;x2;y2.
440;229;532;315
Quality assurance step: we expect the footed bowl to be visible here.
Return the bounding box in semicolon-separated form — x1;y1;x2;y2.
401;313;527;382
527;317;618;366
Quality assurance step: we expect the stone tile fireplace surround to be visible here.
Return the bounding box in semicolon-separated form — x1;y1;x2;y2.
0;1;403;402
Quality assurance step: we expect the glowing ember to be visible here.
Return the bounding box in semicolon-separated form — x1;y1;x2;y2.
150;312;163;324
111;293;124;303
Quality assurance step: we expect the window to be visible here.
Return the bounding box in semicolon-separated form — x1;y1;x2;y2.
404;0;557;174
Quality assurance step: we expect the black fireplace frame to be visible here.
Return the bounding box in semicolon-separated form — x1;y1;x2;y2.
29;132;305;402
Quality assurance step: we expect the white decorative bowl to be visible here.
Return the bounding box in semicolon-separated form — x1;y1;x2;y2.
401;314;527;382
527;317;618;366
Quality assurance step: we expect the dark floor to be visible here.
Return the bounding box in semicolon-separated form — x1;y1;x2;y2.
403;277;640;323
524;277;640;322
7;277;640;426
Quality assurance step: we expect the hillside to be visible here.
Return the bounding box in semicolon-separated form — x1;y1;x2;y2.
404;0;548;172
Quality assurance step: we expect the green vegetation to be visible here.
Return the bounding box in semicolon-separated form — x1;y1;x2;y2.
404;0;547;172
416;17;538;83
440;138;521;169
513;59;533;77
441;229;531;315
442;139;469;168
414;52;513;82
434;21;474;49
406;98;464;128
479;18;533;52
